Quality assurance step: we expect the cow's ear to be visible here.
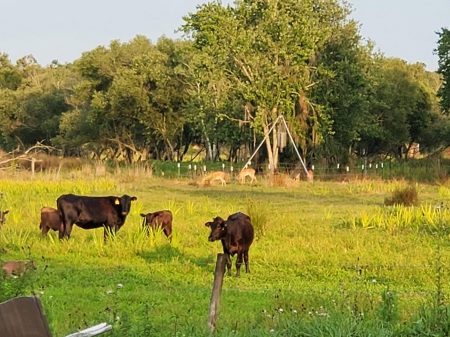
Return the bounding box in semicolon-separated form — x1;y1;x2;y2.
205;222;211;227
140;213;146;217
131;196;137;201
114;198;120;205
3;210;8;215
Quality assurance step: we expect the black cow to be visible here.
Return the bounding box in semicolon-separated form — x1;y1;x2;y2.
0;210;9;227
140;210;173;242
205;212;254;277
56;194;137;240
39;206;61;236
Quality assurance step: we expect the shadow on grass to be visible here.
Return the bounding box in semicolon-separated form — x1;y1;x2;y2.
188;254;216;273
137;244;184;263
137;243;217;274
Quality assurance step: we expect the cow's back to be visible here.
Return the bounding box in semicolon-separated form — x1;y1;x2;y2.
57;194;118;228
240;218;254;246
227;212;251;223
228;212;253;243
224;217;254;252
158;210;173;225
153;210;173;240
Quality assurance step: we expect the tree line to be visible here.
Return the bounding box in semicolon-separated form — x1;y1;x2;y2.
0;0;449;172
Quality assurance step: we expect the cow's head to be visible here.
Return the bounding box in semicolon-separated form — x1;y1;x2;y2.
0;210;9;226
116;195;137;216
140;212;156;228
205;216;227;242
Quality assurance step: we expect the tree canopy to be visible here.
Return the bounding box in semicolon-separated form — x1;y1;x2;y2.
0;1;446;168
436;28;450;114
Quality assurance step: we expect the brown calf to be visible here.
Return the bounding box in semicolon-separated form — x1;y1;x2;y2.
205;212;254;277
140;210;173;242
40;207;61;236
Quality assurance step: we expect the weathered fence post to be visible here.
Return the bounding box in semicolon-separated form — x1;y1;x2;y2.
31;157;36;179
207;253;227;334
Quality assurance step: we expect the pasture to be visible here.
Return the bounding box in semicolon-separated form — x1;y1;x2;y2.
1;170;450;336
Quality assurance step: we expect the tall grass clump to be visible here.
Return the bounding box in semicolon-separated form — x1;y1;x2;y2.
246;198;269;239
377;288;399;325
340;203;450;234
384;185;419;206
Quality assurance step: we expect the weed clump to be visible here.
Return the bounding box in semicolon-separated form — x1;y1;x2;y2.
384;185;419;206
246;198;268;239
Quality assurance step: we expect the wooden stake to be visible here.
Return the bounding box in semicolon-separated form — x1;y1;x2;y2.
207;253;227;334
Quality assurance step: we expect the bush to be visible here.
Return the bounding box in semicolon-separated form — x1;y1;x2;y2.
246;198;268;239
384;185;419;206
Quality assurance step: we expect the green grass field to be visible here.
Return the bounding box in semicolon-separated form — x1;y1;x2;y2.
1;171;450;336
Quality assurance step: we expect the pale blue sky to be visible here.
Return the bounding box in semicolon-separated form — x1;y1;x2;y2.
0;1;448;71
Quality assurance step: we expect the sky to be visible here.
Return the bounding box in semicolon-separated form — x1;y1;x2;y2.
0;0;448;71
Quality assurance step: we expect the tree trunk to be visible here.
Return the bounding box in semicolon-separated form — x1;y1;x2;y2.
262;109;280;175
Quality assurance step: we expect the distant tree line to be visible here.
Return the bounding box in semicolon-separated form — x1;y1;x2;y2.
0;0;450;172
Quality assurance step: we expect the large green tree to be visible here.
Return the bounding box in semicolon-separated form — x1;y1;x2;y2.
182;0;353;172
0;53;22;90
310;19;374;165
57;36;186;161
0;55;70;151
360;58;436;159
177;25;240;161
436;28;450;114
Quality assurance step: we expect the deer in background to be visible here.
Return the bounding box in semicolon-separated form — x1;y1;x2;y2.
237;168;257;184
202;171;227;186
307;169;314;183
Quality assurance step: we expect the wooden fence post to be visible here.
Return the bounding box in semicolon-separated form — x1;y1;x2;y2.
31;157;36;179
207;253;227;334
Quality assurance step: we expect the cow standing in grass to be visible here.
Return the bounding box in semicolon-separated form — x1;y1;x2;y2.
40;207;61;236
57;194;137;240
140;210;173;242
205;212;254;277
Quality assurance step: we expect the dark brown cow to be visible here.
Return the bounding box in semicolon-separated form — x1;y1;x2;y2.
0;210;9;227
40;207;61;236
57;194;137;240
205;212;254;277
140;210;173;242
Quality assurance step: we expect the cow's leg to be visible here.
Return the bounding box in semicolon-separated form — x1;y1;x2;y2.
163;226;172;243
103;226;116;242
65;222;73;239
235;252;244;277
244;250;250;273
58;223;64;240
225;254;232;276
59;220;70;239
